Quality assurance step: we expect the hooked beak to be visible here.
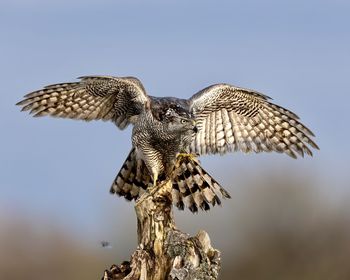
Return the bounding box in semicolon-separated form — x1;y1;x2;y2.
191;120;198;133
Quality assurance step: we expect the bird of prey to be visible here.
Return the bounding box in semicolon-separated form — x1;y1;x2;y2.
17;76;319;212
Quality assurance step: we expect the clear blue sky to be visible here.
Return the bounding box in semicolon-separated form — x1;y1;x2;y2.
1;0;349;244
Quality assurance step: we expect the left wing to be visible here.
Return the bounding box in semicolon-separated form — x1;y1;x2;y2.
188;84;319;158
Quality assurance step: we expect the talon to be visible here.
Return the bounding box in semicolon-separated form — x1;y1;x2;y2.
177;153;197;162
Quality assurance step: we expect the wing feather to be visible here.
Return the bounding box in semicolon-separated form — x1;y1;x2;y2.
17;76;150;129
189;84;319;158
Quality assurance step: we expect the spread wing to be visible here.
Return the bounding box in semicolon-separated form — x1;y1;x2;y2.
17;76;150;129
189;84;319;158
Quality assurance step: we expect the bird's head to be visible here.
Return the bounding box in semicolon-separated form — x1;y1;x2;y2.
163;107;197;133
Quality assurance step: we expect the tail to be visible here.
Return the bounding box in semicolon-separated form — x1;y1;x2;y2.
172;156;231;212
110;149;231;212
110;148;151;200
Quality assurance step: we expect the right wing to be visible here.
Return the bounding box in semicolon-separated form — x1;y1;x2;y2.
17;76;150;129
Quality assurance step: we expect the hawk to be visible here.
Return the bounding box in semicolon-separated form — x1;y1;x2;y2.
17;76;319;212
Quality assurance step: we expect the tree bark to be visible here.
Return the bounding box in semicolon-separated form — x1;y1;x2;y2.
102;180;221;280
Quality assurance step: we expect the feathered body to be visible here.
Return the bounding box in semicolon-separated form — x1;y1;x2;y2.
17;76;319;212
132;98;194;181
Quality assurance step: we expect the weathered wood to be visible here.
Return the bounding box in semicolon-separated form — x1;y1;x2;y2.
103;180;221;280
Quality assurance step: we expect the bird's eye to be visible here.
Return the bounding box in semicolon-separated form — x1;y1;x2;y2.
181;119;187;124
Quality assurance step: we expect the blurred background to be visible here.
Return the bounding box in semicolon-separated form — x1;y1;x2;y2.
1;0;349;279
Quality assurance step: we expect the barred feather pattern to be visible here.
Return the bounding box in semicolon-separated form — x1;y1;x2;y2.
110;149;231;213
16;76;149;129
189;84;319;158
171;155;231;212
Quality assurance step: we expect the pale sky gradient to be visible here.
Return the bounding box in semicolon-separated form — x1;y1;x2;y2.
1;0;349;245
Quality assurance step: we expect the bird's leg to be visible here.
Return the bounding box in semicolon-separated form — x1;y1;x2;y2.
148;164;161;188
135;169;160;206
152;172;158;188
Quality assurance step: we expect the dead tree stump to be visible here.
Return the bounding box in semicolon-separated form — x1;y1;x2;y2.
102;180;221;280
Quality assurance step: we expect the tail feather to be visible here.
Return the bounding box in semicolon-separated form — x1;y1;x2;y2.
110;149;149;200
172;156;231;212
110;150;231;213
